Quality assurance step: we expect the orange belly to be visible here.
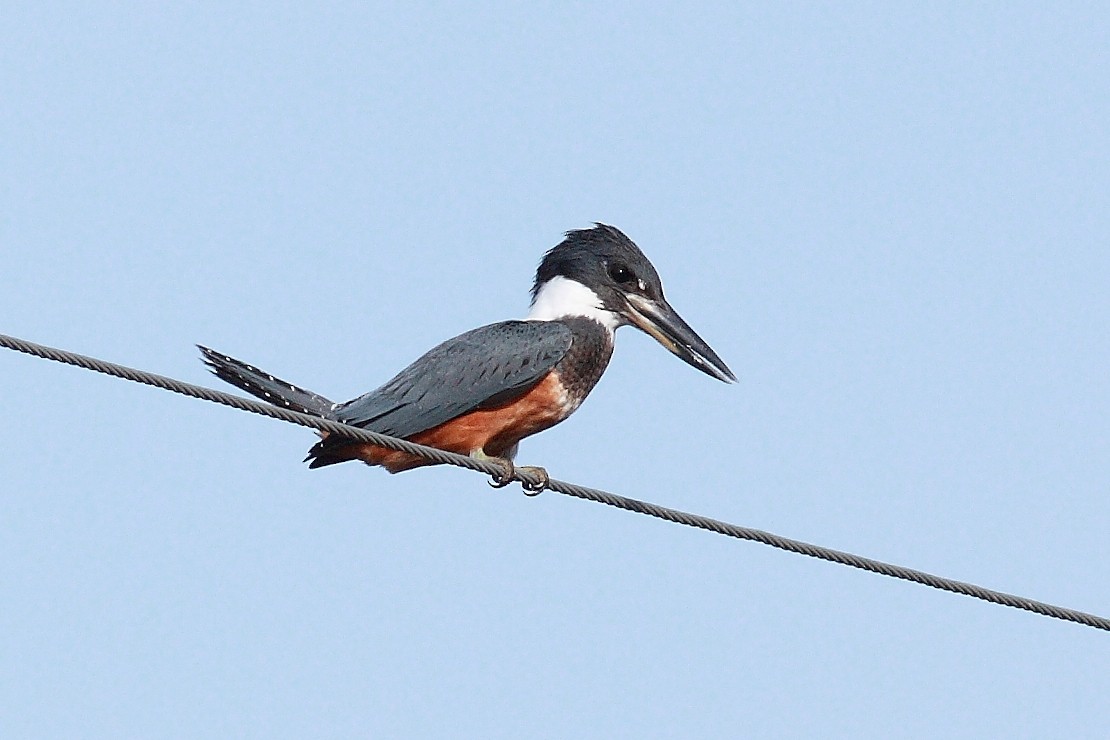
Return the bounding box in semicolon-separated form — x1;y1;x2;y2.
342;372;573;473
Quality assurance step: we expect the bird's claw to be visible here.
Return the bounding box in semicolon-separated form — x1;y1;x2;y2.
518;465;550;496
483;458;548;495
487;457;515;489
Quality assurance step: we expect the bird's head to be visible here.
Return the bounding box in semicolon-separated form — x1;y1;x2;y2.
528;223;736;383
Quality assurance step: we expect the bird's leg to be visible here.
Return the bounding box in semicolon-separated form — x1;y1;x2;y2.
471;449;515;488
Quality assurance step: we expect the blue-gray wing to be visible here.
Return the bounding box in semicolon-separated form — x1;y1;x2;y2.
333;320;573;438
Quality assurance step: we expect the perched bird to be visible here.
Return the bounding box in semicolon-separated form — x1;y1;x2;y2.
200;224;734;490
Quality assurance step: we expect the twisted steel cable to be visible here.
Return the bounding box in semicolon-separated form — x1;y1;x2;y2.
2;331;1107;632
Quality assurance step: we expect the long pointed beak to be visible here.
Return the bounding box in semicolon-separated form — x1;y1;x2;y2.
623;293;736;383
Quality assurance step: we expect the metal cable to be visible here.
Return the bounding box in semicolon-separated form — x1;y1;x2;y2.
2;331;1107;632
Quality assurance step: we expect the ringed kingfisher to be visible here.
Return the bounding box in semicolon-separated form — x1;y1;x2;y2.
200;224;734;491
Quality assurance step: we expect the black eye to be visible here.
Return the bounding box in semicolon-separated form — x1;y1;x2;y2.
608;263;634;284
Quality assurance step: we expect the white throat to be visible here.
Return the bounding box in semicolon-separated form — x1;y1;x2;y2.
526;276;621;333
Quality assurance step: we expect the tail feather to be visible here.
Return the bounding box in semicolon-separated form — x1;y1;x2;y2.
304;437;362;469
198;345;335;418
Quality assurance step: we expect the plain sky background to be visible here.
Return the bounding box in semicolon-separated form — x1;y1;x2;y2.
2;3;1108;738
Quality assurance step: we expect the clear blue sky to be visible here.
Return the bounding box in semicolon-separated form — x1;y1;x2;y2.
3;3;1108;737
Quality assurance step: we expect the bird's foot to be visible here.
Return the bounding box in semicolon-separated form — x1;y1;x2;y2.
471;449;515;488
517;465;550;496
472;450;547;494
487;457;515;489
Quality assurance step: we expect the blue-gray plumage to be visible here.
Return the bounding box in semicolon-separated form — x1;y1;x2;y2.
200;223;733;489
334;320;576;437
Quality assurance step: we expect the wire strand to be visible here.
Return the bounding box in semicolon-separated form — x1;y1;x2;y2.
2;331;1107;632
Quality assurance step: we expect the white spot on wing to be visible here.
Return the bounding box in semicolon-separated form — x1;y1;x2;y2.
526;276;620;333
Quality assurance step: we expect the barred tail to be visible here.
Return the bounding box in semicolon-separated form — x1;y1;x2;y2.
198;345;335;418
